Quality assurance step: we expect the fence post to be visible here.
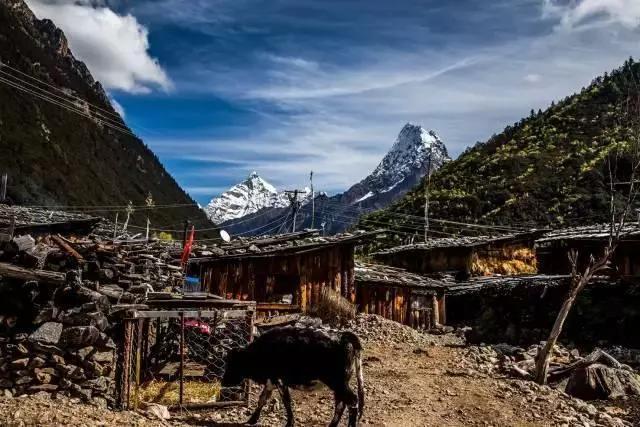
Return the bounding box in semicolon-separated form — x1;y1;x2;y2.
121;320;134;410
179;311;185;408
244;308;255;406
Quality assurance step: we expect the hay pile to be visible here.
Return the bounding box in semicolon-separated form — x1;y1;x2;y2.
132;380;221;407
472;247;536;276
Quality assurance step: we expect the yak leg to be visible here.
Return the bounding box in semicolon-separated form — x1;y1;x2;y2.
335;386;359;427
247;380;275;425
328;394;346;427
276;381;295;427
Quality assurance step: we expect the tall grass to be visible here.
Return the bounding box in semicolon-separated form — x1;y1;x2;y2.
307;287;356;326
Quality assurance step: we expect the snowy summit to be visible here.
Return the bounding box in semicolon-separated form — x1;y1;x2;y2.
204;171;289;224
204;171;310;224
342;122;450;206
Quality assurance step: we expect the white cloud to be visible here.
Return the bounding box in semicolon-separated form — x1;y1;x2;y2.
25;0;171;93
543;0;640;29
524;73;542;83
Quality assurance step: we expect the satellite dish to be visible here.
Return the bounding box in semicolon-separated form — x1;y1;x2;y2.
220;229;231;242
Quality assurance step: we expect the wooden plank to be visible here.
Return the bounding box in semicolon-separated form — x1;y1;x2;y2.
131;309;251;319
0;262;65;285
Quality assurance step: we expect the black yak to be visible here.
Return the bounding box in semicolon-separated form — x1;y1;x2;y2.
222;326;364;427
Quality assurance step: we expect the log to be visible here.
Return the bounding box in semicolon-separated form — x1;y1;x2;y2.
52;235;84;262
0;262;65;285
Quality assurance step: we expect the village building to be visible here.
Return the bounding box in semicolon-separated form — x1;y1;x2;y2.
535;223;640;277
354;262;449;329
189;230;382;316
371;231;543;277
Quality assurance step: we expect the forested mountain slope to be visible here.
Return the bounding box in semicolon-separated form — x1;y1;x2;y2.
363;59;640;237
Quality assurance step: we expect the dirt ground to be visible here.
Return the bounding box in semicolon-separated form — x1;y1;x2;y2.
176;341;633;426
3;330;635;427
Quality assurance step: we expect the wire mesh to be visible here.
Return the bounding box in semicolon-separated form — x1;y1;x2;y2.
119;309;253;410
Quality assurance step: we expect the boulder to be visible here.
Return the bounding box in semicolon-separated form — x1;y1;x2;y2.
60;311;109;331
60;326;100;348
91;350;114;365
565;363;640;400
29;322;63;345
142;402;171;420
28;384;58;393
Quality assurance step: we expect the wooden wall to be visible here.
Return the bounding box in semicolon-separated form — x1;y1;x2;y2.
199;244;355;311
537;241;640;277
356;282;411;324
355;282;439;329
374;247;473;274
375;240;536;276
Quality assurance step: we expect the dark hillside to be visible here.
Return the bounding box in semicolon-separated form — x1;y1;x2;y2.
0;0;212;233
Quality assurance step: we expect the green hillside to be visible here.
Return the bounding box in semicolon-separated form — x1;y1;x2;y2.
362;59;640;237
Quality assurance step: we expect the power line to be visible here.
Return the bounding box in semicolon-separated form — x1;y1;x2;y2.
0;61;122;121
0;67;128;132
0;74;137;138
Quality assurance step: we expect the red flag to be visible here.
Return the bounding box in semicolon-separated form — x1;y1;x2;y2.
181;225;195;265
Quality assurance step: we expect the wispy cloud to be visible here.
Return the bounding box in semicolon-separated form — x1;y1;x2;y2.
543;0;640;30
93;0;640;202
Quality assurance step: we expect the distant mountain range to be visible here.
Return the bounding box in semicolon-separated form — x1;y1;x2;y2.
0;0;212;233
207;123;450;235
362;59;640;240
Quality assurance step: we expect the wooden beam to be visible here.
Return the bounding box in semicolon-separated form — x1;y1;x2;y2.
52;234;84;262
438;294;447;325
431;294;440;326
0;262;65;285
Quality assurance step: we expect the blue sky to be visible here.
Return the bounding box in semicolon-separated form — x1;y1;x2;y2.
25;0;640;204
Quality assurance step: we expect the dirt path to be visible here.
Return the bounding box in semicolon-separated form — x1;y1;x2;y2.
1;320;635;426
176;339;631;426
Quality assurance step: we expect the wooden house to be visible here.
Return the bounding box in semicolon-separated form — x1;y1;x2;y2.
355;262;449;329
372;231;543;277
189;230;381;314
536;223;640;277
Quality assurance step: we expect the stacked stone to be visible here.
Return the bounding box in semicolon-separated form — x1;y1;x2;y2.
0;300;117;407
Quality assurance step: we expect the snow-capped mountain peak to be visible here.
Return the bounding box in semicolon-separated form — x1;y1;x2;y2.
343;122;450;205
204;172;313;224
370;122;447;181
204;172;289;224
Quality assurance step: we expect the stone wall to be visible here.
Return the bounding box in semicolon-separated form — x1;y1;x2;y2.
0;282;118;406
447;277;640;348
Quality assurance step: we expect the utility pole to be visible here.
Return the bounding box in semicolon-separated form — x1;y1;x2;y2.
122;201;134;234
424;148;433;242
310;171;315;229
285;189;304;233
0;173;7;203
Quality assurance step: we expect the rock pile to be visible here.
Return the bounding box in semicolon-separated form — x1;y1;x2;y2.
347;314;463;347
463;343;640;426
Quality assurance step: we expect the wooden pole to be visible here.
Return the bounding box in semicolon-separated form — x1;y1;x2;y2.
0;173;7;202
310;171;315;229
179;311;185;407
431;294;440;326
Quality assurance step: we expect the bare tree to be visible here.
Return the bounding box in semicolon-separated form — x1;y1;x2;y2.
535;77;640;384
